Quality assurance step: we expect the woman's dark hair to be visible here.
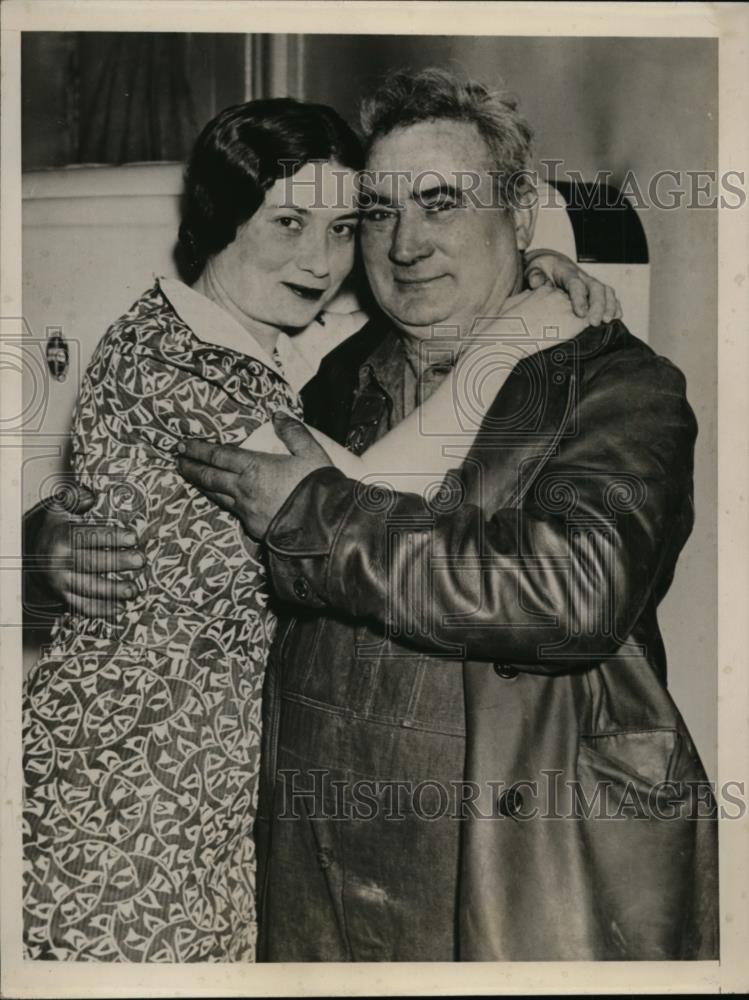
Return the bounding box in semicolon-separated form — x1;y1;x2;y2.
178;97;364;277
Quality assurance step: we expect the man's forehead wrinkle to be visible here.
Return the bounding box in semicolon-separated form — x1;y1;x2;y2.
366;118;495;167
365;128;497;205
363;163;494;192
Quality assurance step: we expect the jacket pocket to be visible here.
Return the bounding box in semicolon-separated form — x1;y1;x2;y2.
573;726;718;960
578;728;679;789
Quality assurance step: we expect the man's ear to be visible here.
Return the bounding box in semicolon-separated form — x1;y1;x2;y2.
510;185;538;252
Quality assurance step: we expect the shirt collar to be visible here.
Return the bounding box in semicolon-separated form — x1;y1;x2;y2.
357;327;455;391
356;327;407;395
158;277;316;394
401;335;455;381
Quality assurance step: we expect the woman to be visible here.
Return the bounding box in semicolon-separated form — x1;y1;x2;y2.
23;97;618;962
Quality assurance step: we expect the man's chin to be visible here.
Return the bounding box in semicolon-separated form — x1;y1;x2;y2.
380;302;455;335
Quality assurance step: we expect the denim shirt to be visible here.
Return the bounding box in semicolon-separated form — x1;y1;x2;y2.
344;328;454;455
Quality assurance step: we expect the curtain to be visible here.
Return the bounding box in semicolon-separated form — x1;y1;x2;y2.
77;33;199;164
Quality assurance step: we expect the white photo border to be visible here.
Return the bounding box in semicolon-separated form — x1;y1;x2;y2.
1;2;747;996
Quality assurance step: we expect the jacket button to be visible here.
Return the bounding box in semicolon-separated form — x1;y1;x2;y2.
493;663;519;680
498;786;524;818
293;577;310;600
317;848;333;870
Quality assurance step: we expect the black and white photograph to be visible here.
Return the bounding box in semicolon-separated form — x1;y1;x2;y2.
1;1;747;996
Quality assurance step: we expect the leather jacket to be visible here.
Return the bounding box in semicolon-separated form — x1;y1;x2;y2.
257;318;719;960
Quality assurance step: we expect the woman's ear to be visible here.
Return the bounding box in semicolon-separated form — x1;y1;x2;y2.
511;185;538;252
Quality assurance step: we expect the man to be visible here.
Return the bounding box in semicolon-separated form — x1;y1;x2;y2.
177;69;718;961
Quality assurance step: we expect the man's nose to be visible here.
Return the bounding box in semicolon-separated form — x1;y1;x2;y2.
389;210;433;266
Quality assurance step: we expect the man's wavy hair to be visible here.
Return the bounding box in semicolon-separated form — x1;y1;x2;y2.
359;67;535;205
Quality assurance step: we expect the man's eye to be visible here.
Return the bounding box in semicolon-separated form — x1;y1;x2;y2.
424;198;458;213
362;208;397;224
275;216;303;231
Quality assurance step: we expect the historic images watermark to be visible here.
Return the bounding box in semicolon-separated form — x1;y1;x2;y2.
276;767;745;823
277;161;747;211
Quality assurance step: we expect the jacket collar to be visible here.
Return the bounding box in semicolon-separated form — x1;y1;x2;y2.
466;320;634;508
555;319;631;365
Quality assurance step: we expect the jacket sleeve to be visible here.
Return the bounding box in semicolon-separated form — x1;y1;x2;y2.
264;352;697;670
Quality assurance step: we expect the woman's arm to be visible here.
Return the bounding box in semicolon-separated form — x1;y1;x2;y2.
245;284;593;493
523;249;621;324
38;257;620;604
247;254;621;492
345;285;591;480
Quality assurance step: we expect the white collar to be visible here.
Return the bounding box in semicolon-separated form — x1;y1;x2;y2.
158;277;317;394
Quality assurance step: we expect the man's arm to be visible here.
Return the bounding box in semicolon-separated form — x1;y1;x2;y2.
261;350;696;670
23;500;67;618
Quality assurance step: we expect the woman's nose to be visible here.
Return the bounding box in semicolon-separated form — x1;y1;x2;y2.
297;235;330;279
389;210;433;266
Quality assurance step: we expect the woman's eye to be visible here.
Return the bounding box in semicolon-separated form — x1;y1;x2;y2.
330;222;358;239
275;216;303;232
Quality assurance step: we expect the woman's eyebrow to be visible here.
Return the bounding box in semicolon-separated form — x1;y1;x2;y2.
269;205;359;219
272;202;310;213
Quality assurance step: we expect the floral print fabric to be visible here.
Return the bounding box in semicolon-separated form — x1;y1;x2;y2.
23;283;302;961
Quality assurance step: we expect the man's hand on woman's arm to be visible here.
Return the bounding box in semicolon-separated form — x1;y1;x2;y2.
23;485;144;618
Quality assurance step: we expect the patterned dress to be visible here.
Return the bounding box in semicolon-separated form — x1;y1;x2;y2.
23;281;303;962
